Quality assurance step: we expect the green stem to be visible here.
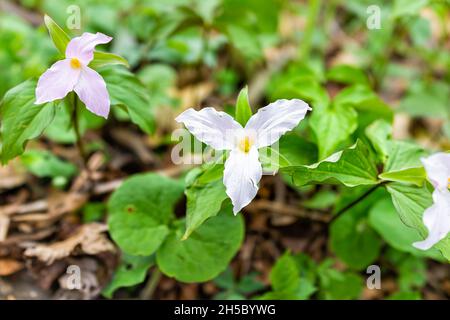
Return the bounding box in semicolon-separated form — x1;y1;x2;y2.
330;183;383;223
140;268;162;300
298;0;322;60
71;94;87;165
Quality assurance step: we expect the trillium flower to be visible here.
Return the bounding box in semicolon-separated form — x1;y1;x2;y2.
176;99;311;214
413;152;450;250
35;32;112;118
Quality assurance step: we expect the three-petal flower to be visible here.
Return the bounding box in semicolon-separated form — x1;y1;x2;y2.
176;99;311;214
413;152;450;250
35;32;112;118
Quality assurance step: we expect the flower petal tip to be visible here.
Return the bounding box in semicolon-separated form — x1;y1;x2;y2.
412;241;431;251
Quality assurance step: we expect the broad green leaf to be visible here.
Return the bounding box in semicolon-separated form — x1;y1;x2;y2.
157;207;244;283
183;155;227;241
365;119;392;163
330;188;383;270
90;51;129;69
44;101;105;144
101;67;154;134
278;134;318;166
44;15;70;55
317;259;363;300
183;178;227;240
0;80;56;164
333;85;393;130
102;254;154;298
225;25;262;61
302;189;337;210
21;149;77;179
376;140;428;186
259;252;316;300
326;65;369;86
235;86;252;126
369;200;443;260
386;183;450;261
385;141;428;172
283;140;379;187
399;81;449;119
379;167;426;187
108;173;184;256
386;249;427;292
309;101;358;159
213;268;265;299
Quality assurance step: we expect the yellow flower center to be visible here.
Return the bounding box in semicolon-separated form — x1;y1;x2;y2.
70;58;81;69
448;177;450;189
238;136;253;153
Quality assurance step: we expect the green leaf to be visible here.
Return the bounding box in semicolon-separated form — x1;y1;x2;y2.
235;86;252;126
283;140;379;187
330;188;383;270
90;51;130;69
44;101;105;144
384;141;428;172
333;85;393;130
21;149;77;179
317;260;363;300
0;80;56;164
365;119;392;163
102;254;154;298
44;15;70;55
377;140;428;186
225;25;262;61
400;81;449;119
326;65;369;86
278;134;318;166
259;252;316;300
183;178;227;240
156;207;244;283
386;249;427;291
309;101;358;159
386;183;450;261
108;173;184;256
392;0;429;19
369;199;439;258
101;67;154;134
379;167;426;187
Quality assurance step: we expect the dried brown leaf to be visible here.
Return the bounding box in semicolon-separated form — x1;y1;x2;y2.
24;223;115;264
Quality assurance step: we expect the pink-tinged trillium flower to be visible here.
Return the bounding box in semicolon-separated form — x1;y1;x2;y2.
35;32;112;118
413;152;450;250
176;99;311;214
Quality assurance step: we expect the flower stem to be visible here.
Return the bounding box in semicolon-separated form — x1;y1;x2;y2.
71;94;87;166
140;267;162;300
330;183;384;223
298;0;322;60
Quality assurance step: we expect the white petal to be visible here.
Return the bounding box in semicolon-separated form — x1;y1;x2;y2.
74;66;110;118
413;189;450;250
66;32;112;65
35;59;80;104
421;152;450;190
223;147;262;214
244;99;311;148
175;107;243;150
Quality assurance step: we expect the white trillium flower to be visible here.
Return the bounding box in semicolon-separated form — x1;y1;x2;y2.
176;99;311;214
413;152;450;250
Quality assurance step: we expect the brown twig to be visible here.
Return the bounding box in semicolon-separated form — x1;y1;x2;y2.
245;199;331;223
